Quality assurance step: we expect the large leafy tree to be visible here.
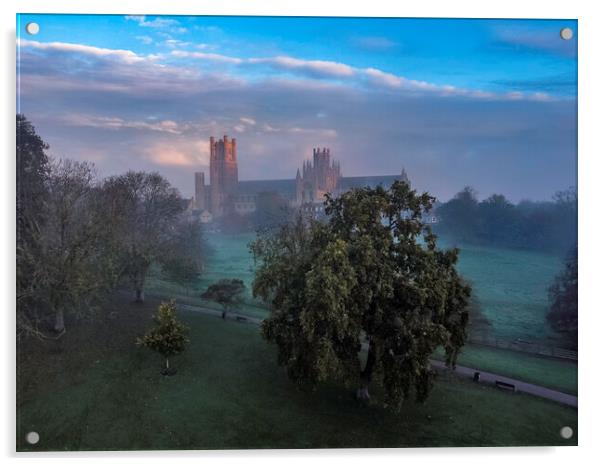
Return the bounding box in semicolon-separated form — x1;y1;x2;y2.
251;181;471;410
547;247;578;347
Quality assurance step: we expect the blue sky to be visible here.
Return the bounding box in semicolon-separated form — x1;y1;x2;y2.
16;14;577;201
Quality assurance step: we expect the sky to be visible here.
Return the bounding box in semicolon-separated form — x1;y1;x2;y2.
16;14;577;201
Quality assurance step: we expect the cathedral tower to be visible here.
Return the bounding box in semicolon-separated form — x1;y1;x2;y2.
209;135;239;215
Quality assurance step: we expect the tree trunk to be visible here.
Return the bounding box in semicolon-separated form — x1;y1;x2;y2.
165;357;170;370
53;307;65;334
357;339;377;402
135;288;144;303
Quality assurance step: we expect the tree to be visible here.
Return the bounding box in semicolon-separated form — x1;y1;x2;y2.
477;194;521;247
137;301;189;375
160;218;206;295
251;181;471;410
101;172;186;302
16;115;50;335
547;247;577;347
436;186;479;242
201;279;246;319
31;160;108;335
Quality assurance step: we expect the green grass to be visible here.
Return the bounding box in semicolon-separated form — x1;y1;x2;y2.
433;344;577;395
156;232;569;346
17;297;577;451
437;238;566;346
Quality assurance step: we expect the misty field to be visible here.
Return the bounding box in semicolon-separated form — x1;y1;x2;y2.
150;231;567;344
144;231;577;395
17;296;577;451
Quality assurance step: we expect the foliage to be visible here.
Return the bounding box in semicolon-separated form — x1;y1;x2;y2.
435;187;479;242
137;301;189;370
16;114;51;335
436;186;577;253
100;171;189;302
16;115;202;337
201;279;246;318
160;218;206;294
19;157;110;335
251;181;471;410
547;247;578;346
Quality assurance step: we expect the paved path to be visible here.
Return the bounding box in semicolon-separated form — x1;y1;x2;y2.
178;302;577;408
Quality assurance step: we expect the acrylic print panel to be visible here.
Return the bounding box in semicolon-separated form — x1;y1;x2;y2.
16;14;577;451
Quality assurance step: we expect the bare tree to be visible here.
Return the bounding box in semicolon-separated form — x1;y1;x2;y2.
33;160;106;335
102;172;186;302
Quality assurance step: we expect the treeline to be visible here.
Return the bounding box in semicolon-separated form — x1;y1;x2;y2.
435;186;577;253
17;115;204;337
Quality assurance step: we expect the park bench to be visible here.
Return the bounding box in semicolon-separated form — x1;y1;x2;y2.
495;380;516;392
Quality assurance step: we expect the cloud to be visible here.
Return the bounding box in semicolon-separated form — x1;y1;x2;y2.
17;38;575;201
18;39;147;64
61;114;185;134
363;67;404;88
144;140;208;167
163;39;192;49
125;15;187;33
170;48;552;101
351;36;399;50
136;35;153;45
492;26;577;58
18;40;245;97
171;50;243;64
247;56;355;79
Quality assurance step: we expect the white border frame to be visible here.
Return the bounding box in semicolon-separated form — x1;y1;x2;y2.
3;1;601;464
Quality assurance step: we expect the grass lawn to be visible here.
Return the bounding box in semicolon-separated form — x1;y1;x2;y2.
433;345;577;395
147;265;578;395
17;295;577;451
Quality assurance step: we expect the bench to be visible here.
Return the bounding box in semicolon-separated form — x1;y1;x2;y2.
495;380;516;392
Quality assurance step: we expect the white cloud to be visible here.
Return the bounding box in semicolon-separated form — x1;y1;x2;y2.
171;50;243;64
247;56;355;78
240;117;256;125
61;114;185;134
18;39;147;64
136;35;153;45
144;140;209;167
126;15;178;29
363;67;404;88
20;39;558;103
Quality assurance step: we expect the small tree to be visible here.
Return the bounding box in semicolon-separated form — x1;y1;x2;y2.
201;279;246;319
138;301;189;375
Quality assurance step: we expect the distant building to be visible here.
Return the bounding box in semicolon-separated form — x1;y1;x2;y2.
192;137;411;224
295;147;342;205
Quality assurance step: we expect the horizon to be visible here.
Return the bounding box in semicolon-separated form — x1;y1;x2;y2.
17;15;577;202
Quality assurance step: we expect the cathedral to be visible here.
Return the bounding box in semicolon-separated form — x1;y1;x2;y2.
192;136;411;224
295;147;342;205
